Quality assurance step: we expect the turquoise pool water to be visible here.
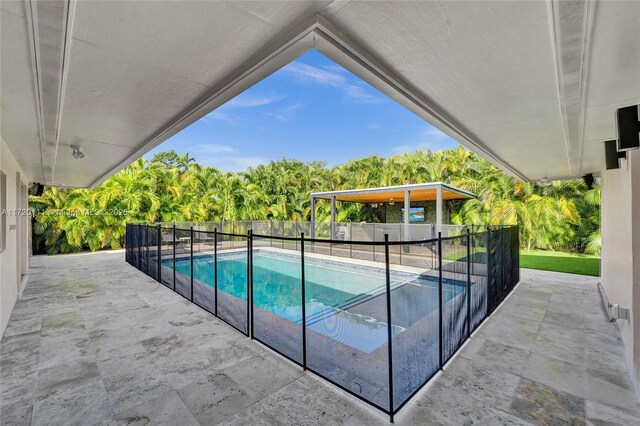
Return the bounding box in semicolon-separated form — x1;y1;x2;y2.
169;250;465;352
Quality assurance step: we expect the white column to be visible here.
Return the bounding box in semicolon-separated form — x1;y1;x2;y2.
330;195;336;238
436;184;443;233
310;196;316;238
404;189;410;240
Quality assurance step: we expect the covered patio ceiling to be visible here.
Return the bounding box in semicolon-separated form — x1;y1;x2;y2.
2;1;639;187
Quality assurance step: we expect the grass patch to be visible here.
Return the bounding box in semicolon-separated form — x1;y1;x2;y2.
520;250;600;276
444;246;600;277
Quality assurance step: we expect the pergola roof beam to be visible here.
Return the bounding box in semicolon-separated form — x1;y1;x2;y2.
311;182;476;204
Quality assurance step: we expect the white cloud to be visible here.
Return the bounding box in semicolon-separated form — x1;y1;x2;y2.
281;61;383;104
190;144;237;154
264;103;304;122
392;126;459;154
321;64;349;74
224;93;284;109
204;110;245;125
424;128;449;138
201;155;269;171
204;92;284;124
282;62;346;86
186;144;268;171
343;84;382;104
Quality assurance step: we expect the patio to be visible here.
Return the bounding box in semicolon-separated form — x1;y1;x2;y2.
1;251;639;425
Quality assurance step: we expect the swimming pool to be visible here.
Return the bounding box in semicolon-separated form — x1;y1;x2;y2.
167;250;465;352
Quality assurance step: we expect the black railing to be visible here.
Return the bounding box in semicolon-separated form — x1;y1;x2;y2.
125;222;519;422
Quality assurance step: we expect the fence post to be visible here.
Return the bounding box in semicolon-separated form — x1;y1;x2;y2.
190;226;194;301
141;224;144;270
466;229;471;336
486;227;492;316
500;228;505;303
515;225;520;284
248;230;253;338
125;224;128;263
329;223;333;256
157;224;162;284
348;222;353;258
301;232;307;370
214;227;218;316
128;224;131;263
172;223;176;291
438;231;443;369
384;234;394;422
136;225;140;269
148;224;152;276
142;225;144;270
145;225;150;275
471;225;475;275
372;222;376;261
139;225;143;271
142;225;146;272
142;224;145;274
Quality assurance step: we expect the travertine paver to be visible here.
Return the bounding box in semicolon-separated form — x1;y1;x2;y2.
1;252;638;425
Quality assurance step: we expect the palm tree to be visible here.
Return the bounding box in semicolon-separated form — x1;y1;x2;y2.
29;148;601;255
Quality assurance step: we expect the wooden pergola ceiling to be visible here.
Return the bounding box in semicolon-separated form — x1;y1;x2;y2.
311;183;475;204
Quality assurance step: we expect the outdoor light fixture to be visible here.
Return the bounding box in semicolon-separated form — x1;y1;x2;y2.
70;145;85;159
29;182;44;196
389;198;395;205
583;174;595;190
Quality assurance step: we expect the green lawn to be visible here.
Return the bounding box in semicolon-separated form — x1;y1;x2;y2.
444;247;600;277
520;250;600;276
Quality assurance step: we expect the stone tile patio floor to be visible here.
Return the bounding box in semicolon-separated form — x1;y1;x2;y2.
1;251;639;425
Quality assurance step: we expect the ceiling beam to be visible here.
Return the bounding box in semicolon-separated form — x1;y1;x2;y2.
24;0;74;185
548;0;594;178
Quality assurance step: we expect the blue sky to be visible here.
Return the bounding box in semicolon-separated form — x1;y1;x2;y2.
146;50;458;171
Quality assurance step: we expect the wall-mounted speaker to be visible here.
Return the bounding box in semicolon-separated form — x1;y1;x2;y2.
616;105;639;151
605;140;621;170
29;182;44;196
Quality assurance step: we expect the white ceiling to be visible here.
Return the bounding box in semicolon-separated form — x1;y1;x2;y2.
1;0;639;187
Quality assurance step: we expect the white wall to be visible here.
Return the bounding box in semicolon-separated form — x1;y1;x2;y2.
1;136;30;335
601;147;640;395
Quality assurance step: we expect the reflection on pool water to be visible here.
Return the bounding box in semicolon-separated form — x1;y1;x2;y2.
166;250;465;353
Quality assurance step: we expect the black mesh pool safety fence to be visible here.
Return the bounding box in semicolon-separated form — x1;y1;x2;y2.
125;222;520;421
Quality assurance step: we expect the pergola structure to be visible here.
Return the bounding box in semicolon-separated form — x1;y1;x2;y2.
310;182;476;236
